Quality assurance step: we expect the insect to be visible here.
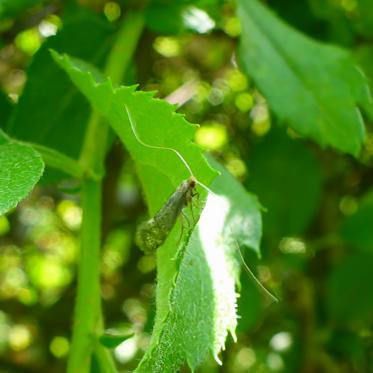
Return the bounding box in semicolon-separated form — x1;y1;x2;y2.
125;105;278;303
135;177;197;254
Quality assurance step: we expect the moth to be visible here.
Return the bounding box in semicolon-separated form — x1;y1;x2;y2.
135;176;197;254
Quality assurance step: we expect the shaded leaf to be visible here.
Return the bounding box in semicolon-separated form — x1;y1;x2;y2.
246;129;322;242
355;0;373;37
0;90;12;126
340;190;373;252
237;0;372;156
0;0;44;19
7;11;115;159
327;252;373;324
99;331;134;349
146;2;216;35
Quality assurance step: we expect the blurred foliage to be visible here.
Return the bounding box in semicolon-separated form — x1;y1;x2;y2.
1;0;373;372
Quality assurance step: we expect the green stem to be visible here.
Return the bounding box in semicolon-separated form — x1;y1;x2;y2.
27;143;86;179
79;11;145;175
94;343;118;373
68;179;102;372
67;10;144;373
1;127;87;179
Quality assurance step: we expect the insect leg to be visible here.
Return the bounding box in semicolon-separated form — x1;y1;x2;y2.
189;190;200;224
180;210;191;230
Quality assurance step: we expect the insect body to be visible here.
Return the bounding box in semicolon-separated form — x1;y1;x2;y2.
136;177;197;254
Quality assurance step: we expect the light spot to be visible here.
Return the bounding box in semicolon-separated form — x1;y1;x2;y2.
339;196;358;215
226;69;248;92
153;37;181;57
279;237;306;254
50;336;69;358
9;325;32;351
225;158;247;179
137;255;156;273
114;336;138;363
235;92;254;112
270;331;292;352
15;28;42;55
208;87;224;105
57;200;82;230
267;352;284;371
234;347;256;369
195;124;227;151
39;20;58;37
182;7;215;34
0;215;10;236
223;17;241;37
104;2;121;22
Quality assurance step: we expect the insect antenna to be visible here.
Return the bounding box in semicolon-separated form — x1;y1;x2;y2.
235;241;279;304
124;104;216;196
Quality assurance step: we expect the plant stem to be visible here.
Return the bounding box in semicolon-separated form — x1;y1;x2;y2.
67;10;144;373
27;143;87;179
1;129;86;179
79;10;145;175
68;179;102;372
94;342;118;373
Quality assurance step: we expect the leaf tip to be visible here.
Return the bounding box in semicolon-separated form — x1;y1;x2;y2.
213;352;223;366
49;48;61;62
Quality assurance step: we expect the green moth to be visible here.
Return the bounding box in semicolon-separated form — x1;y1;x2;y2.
136;177;197;254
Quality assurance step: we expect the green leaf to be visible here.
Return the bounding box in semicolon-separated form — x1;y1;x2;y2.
135;159;262;372
246;129;322;241
0;128;10;144
355;46;373;93
146;3;185;34
52;51;262;371
237;0;372;156
0;0;43;19
355;0;373;37
327;252;373;324
146;2;216;35
236;271;264;333
6;11;115;160
0;90;12;126
340;190;373;252
0;140;44;215
51;50;216;210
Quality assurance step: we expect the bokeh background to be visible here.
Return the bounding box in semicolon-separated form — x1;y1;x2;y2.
1;0;373;372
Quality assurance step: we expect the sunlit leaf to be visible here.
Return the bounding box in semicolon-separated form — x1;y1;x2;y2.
136;159;262;372
0;140;44;215
52;51;262;371
51;51;216;210
237;0;372;156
